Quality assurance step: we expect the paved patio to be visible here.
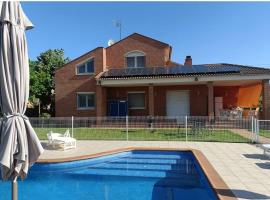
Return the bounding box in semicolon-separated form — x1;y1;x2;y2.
40;141;270;200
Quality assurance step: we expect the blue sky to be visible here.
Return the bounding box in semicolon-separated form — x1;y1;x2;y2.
22;2;270;67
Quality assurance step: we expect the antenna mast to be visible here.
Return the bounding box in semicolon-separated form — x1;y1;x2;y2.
113;20;122;40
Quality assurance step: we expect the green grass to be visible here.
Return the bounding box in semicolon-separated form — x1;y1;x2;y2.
35;127;250;143
259;130;270;138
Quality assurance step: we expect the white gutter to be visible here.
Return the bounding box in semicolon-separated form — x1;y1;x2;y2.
99;74;270;86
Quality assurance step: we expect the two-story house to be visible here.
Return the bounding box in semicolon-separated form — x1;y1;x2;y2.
55;33;270;119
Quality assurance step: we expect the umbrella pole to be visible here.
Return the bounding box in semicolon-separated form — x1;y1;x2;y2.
12;178;18;200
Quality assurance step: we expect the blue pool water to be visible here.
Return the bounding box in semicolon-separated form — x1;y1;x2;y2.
0;150;217;200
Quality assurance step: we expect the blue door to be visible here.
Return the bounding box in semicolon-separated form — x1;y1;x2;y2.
119;100;128;116
108;100;118;116
108;100;128;116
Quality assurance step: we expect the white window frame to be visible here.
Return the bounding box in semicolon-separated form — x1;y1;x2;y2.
77;92;95;110
125;51;146;68
76;58;94;75
127;91;146;109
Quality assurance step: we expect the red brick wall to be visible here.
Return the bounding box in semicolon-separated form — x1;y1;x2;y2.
154;85;208;116
107;87;149;116
55;48;105;117
94;85;240;117
262;80;270;119
55;36;172;117
106;37;170;69
214;86;239;109
106;85;209;117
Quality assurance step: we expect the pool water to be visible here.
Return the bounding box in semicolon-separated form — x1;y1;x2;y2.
0;150;217;200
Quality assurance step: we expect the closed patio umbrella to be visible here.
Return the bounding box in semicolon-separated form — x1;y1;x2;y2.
0;2;44;199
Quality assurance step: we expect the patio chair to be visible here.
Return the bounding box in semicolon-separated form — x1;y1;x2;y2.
219;109;230;120
47;129;76;150
190;119;206;134
47;129;70;144
261;144;270;158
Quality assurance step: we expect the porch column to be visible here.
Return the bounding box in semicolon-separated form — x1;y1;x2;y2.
262;80;270;119
148;85;154;116
96;85;106;117
207;82;214;117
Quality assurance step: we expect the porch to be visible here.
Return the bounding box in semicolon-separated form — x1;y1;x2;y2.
96;79;265;119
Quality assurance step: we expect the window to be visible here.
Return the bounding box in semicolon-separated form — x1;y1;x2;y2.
128;92;145;109
125;51;145;68
76;58;94;74
77;93;95;109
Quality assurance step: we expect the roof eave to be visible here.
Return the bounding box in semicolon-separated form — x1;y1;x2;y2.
99;73;270;86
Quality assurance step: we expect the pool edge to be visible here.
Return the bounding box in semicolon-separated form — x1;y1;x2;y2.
37;147;237;200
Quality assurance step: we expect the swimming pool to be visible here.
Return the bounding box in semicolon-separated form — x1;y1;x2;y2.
0;150;218;200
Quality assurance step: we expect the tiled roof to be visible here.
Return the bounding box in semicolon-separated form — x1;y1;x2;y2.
205;63;270;75
166;60;183;67
106;33;170;49
100;63;270;80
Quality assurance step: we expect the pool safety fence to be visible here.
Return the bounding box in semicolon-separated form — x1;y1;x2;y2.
11;116;261;143
254;119;270;144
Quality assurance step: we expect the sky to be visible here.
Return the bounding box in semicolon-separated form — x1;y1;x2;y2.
22;2;270;67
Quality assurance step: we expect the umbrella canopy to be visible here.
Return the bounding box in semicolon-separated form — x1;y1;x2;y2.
0;2;43;181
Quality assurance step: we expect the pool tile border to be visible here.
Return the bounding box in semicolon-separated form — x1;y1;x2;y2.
38;147;237;200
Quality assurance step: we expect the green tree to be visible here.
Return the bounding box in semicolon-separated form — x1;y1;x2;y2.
30;49;69;116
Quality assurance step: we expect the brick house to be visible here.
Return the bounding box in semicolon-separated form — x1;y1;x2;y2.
55;33;270;119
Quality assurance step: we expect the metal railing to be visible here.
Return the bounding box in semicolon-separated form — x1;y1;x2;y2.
23;116;257;143
254;119;270;144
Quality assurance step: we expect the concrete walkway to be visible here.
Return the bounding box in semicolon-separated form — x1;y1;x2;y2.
40;141;270;200
230;128;270;144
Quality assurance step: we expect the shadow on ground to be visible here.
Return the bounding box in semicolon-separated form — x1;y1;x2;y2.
243;154;269;161
217;189;270;199
255;162;270;170
41;141;60;150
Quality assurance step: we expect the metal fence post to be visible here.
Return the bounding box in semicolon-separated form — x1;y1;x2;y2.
41;117;44;128
71;116;74;138
185;116;188;142
256;119;259;143
251;116;254;143
254;118;257;142
126;115;129;141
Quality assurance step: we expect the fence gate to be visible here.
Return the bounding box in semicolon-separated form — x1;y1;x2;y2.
256;119;270;144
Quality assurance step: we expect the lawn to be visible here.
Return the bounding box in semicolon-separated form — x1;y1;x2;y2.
35;127;250;143
259;130;270;138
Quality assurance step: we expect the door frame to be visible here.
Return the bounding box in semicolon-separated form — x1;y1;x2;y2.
166;90;190;117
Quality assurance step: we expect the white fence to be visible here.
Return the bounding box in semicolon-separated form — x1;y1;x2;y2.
254;119;270;144
23;116;258;143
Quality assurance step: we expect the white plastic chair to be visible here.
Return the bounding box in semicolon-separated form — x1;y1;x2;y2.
47;129;76;150
262;144;270;158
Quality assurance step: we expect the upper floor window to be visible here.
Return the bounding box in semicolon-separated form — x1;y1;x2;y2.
125;51;145;68
77;58;94;75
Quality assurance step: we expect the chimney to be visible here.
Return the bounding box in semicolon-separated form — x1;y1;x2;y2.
184;55;192;66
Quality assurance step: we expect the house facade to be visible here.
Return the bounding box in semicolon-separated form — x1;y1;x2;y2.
55;33;270;119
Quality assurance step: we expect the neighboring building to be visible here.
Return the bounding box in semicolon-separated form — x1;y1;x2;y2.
55;33;270;119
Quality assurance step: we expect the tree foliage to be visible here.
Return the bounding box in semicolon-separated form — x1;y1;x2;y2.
29;49;69;116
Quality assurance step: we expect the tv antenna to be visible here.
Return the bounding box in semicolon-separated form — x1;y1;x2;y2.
113;20;122;40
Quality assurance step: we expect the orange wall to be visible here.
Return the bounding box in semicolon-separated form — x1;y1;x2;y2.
238;84;262;108
214;84;262;109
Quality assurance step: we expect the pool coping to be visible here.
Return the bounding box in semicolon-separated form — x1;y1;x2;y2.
38;147;237;200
